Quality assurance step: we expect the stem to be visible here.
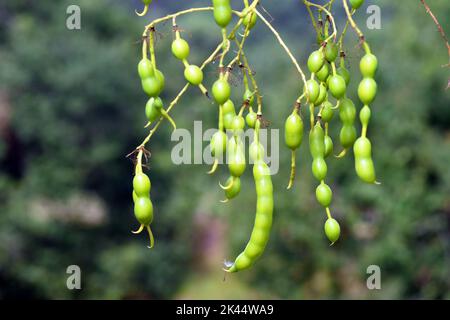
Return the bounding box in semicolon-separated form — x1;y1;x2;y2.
135;150;143;175
304;0;321;36
362;123;367;138
287;150;296;190
326;207;332;219
149;28;156;69
219;104;224;131
240;48;263;113
255;9;308;90
420;0;450;66
331;61;337;75
338;16;351;53
309;103;315;129
142;36;148;60
219;28;230;69
144;7;212;30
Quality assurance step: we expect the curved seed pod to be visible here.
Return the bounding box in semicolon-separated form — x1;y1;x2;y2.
225;160;273;273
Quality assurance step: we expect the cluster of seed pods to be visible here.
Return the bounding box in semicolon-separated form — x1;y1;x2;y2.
283;0;379;244
129;0;379;272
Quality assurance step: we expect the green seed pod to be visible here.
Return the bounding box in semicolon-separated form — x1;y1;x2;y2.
210;131;227;158
285;111;304;150
246;109;257;128
145;97;162;122
229;139;246;177
307;50;325;73
171;38;190;60
355;157;376;183
350;0;364;10
324;135;333;158
339;125;357;149
223;100;236;130
232;115;245;132
133;173;151;197
184;65;203;85
213;4;232;28
354;137;377;183
224;176;241;200
134;197;154;226
305;79;320;103
359;105;371;127
328;75;347;99
316;63;330;82
339;98;356;123
324;218;340;244
138;58;154;79
141;69;165;97
243;12;257;29
249;141;265;162
212;78;231;105
321;102;334;123
314;83;327;106
316;183;332;207
337;66;350;86
309;123;325;159
325;42;338;62
213;0;230;5
360;53;378;78
354;136;372;158
226;161;273;273
312;157;328;181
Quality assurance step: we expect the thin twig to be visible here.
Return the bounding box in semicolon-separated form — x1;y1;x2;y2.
420;0;450;67
254;9;308;90
342;0;371;54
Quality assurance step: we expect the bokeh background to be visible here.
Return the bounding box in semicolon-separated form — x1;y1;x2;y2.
0;0;449;299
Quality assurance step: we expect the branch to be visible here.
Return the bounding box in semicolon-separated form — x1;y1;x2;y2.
420;0;450;68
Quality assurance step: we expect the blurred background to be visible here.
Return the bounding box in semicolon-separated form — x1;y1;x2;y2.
0;0;449;299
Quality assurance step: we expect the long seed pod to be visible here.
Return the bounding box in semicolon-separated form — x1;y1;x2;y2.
225;120;274;272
